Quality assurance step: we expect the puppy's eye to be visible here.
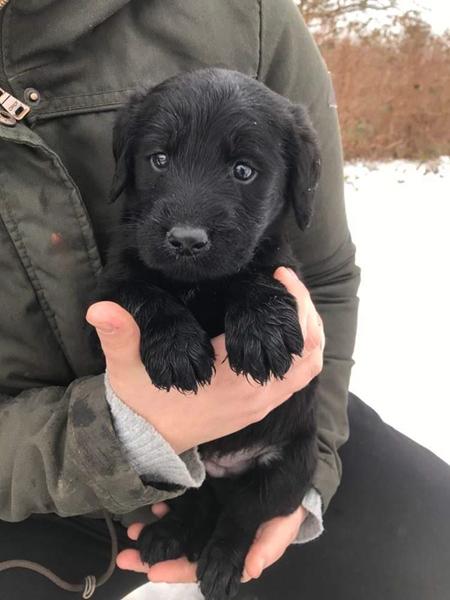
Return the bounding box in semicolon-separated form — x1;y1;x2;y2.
150;153;169;171
233;162;256;182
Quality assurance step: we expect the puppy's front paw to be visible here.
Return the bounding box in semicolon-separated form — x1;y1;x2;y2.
225;294;303;384
140;314;215;393
138;509;215;565
198;540;244;600
138;518;187;565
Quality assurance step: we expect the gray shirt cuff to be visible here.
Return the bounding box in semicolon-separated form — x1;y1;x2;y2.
295;487;324;543
104;373;205;489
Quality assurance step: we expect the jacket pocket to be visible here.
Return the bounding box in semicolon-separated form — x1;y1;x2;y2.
0;123;104;380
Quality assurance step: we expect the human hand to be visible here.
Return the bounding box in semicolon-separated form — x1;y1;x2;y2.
116;501;308;582
86;266;324;454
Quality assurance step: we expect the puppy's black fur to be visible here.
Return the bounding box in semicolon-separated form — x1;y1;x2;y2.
96;68;320;600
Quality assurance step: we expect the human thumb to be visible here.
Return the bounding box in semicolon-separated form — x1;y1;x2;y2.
86;301;142;373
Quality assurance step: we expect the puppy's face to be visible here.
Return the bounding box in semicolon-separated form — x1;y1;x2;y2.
111;69;320;282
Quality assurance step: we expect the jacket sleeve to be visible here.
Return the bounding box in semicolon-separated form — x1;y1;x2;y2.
259;0;361;510
0;374;203;522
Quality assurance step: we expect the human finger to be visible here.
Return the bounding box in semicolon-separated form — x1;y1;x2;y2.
116;548;150;573
127;522;145;541
86;301;143;375
152;502;170;519
148;557;197;583
242;507;307;581
273;267;311;336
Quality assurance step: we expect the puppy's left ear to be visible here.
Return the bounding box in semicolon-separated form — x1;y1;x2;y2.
286;104;321;230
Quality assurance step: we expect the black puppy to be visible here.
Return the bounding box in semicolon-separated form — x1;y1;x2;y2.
97;68;320;600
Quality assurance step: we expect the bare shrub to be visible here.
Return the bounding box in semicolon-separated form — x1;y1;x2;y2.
300;6;450;160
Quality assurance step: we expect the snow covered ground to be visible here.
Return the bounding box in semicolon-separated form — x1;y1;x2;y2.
124;583;201;600
345;158;450;465
123;157;450;600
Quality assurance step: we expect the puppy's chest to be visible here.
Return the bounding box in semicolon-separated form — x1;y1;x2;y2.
177;285;226;338
201;445;283;478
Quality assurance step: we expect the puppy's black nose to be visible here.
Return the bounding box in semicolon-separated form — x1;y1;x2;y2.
166;226;210;255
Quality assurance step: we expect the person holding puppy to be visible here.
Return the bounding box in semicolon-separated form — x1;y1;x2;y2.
0;1;449;599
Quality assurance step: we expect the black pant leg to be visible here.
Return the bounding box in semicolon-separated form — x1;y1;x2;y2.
0;513;146;600
238;393;450;600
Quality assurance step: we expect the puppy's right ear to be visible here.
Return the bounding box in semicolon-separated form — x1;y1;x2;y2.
109;92;145;203
285;104;321;231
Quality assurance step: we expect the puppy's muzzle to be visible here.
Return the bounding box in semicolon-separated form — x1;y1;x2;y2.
166;225;210;257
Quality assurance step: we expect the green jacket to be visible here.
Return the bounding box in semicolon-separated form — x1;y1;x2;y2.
0;0;359;522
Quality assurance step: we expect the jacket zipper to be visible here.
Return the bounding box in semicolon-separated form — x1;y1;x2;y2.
0;88;30;126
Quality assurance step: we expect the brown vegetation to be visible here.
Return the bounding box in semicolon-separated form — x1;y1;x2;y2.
300;3;450;160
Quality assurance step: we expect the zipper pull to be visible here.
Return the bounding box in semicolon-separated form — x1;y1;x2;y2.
0;87;30;126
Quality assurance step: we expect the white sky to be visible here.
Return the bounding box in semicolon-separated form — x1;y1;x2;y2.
295;0;450;34
400;0;450;34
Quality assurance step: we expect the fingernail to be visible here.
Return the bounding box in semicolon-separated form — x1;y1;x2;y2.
254;558;266;578
95;322;116;334
320;331;326;351
241;570;252;583
286;268;297;279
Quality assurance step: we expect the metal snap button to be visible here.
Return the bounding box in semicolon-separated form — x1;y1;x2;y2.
24;88;41;104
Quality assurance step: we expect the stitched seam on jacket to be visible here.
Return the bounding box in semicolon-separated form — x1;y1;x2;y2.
25;91;135;121
33;101;125;121
256;0;263;80
0;0;10;91
25;87;134;102
2;0;13;89
46;148;103;278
